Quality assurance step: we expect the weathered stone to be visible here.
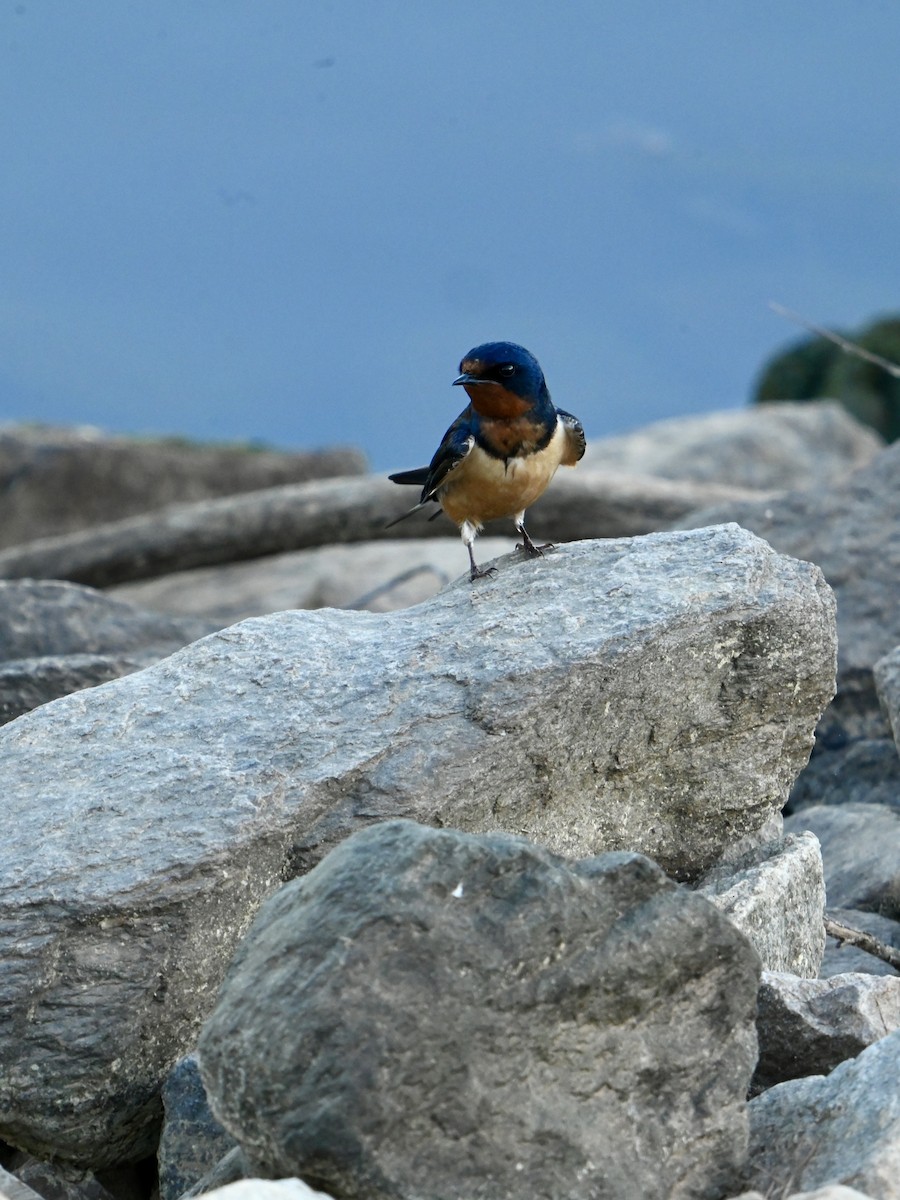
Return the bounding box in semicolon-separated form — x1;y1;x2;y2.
0;1166;44;1200
753;971;900;1093
784;804;900;919
0;654;144;726
158;1057;237;1200
109;538;517;621
0;424;366;548
874;644;900;747
0;1160;116;1200
585;401;883;490
0;581;215;724
821;909;900;978
179;1148;251;1199
787;738;900;814
742;1029;900;1197
0;580;213;662
0;527;835;1165
679;440;900;683
680;442;900;816
698;832;825;976
0;471;763;589
199;821;761;1200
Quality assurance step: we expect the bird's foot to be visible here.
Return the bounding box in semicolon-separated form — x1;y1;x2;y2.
517;532;554;558
469;564;498;582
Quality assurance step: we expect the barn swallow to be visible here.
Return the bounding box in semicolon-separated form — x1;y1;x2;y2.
388;342;586;580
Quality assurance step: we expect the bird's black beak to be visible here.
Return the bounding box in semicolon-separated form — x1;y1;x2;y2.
452;373;495;387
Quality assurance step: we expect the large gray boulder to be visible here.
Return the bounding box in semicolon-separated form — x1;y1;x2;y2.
680;441;900;819
584;401;883;490
753;971;900;1093
0;527;835;1165
742;1030;900;1197
698;832;825;976
0;580;216;724
679;441;900;684
198;820;761;1200
0;424;366;548
784;805;900;919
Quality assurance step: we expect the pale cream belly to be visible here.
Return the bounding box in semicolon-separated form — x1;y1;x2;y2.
438;425;568;527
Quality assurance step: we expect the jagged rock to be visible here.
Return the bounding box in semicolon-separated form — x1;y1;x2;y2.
698;832;825;976
0;471;763;589
109;538;517;621
874;645;900;745
0;1158;116;1200
198;821;761;1200
180;1149;250;1199
784;804;900;919
787;737;900;814
0;527;835;1165
679;442;900;814
0;581;215;724
0;580;214;661
158;1057;237;1200
0;1167;44;1200
753;971;900;1093
741;1029;900;1197
0;654;145;726
821;909;900;978
679;440;900;684
0;425;366;548
584;401;882;490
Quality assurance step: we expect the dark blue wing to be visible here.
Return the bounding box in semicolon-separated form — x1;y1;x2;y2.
386;410;475;527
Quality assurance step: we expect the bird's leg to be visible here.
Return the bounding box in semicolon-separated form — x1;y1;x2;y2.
462;520;496;581
514;513;553;557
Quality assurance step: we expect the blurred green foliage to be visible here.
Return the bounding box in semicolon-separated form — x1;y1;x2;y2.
754;315;900;442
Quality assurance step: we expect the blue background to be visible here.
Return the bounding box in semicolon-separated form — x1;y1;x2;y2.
3;2;898;469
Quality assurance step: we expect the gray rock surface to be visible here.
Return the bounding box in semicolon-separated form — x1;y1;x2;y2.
874;644;900;747
584;401;883;490
109;538;517;621
785;805;900;919
0;527;835;1165
742;1029;900;1197
0;580;213;661
0;654;146;727
0;1167;44;1200
821;909;900;978
787;737;900;814
679;440;900;683
0;424;366;548
158;1057;237;1200
198;820;761;1200
699;832;825;976
0;471;763;588
0;1158;118;1200
0;581;215;724
753;971;900;1093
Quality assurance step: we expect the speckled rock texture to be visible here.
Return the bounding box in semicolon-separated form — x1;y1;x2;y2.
198;821;761;1200
0;526;835;1165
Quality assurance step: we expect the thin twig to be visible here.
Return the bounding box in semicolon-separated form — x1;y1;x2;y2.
769;300;900;379
824;916;900;970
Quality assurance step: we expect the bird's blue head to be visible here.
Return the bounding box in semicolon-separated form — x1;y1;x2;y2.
453;341;551;417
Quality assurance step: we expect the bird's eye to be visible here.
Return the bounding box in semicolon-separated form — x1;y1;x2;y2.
499;363;516;377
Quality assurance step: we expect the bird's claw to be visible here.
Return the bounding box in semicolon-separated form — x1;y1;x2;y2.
517;539;554;558
469;565;498;582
